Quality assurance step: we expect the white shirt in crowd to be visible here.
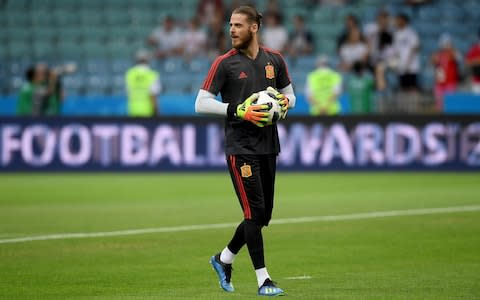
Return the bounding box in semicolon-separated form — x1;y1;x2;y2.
262;26;288;51
150;27;184;52
393;26;420;74
183;28;207;56
340;42;368;65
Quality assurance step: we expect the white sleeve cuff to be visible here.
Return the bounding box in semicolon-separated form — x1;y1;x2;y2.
280;83;296;108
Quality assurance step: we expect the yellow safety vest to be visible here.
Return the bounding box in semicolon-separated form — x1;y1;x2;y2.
125;65;159;117
307;68;342;115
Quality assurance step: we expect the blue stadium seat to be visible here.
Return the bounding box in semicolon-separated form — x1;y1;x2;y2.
63;73;86;95
111;59;132;75
294;55;316;72
417;6;441;22
419;68;435;91
161;57;186;74
188;58;211;74
161;73;190;93
110;75;125;96
53;10;81;27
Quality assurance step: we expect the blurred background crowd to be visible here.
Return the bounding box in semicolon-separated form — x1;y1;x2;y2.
1;0;480;117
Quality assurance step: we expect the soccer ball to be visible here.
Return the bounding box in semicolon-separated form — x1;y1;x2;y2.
255;90;282;125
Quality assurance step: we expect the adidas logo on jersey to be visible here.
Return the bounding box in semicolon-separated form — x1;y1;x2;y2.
238;71;248;79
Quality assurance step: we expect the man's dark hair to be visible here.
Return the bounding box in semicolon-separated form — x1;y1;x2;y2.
232;6;262;29
397;13;409;23
353;61;365;75
25;66;35;82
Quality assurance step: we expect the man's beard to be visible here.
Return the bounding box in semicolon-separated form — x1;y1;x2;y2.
233;31;253;50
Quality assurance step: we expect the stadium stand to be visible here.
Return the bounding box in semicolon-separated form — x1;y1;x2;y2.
0;0;479;115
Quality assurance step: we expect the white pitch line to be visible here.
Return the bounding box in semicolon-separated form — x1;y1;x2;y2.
1;205;479;245
285;275;312;280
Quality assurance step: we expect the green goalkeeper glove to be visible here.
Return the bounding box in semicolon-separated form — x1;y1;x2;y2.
266;86;289;119
235;93;270;127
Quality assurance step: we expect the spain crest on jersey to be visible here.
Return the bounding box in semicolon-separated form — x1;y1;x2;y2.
241;163;252;178
265;64;275;79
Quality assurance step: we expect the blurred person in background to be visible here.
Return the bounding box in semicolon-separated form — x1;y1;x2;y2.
182;17;208;60
431;33;460;111
206;13;228;58
263;0;283;20
17;63;61;116
261;12;288;52
364;12;395;113
363;10;394;70
339;27;369;72
306;55;342;115
197;0;224;27
465;29;480;94
287;15;314;58
147;16;184;59
319;0;350;5
346;61;375;113
125;50;161;117
393;13;420;92
393;13;420;112
337;14;361;54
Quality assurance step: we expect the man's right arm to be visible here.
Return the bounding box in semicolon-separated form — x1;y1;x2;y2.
195;89;228;116
196;55;231;117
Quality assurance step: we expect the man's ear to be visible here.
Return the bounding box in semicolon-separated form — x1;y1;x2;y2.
251;23;258;33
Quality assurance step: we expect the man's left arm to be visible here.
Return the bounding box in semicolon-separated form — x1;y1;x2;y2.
273;55;296;117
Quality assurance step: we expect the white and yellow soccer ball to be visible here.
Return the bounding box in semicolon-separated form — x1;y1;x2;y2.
255;90;282;125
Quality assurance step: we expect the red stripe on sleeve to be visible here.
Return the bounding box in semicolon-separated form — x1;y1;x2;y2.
202;49;237;91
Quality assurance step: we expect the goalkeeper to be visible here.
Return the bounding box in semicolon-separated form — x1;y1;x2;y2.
194;5;296;297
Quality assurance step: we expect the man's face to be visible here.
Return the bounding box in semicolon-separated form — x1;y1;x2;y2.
230;13;255;50
395;17;405;29
164;18;174;31
34;64;47;84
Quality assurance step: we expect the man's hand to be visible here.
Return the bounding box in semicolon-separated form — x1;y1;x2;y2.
266;86;289;119
236;93;270;127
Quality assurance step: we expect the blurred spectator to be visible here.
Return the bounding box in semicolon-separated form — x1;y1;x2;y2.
287;15;314;57
392;13;420;92
346;62;375;114
125;50;161;117
339;27;369;72
305;55;342;115
363;10;394;69
319;0;350;6
147;16;184;58
17;63;61;116
261;12;288;52
392;13;421;113
206;12;227;58
465;29;480;94
197;0;224;27
337;14;361;53
405;0;431;7
431;33;461;111
264;0;283;20
182;17;208;60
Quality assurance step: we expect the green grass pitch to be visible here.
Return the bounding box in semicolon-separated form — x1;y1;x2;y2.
0;173;479;299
